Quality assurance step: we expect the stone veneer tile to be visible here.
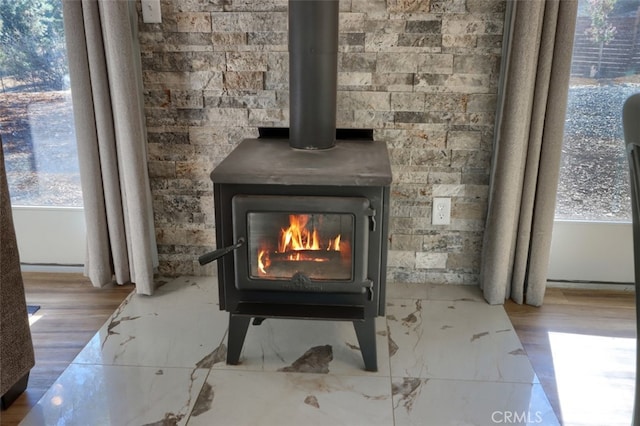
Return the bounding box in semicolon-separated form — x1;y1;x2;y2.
417;53;454;73
174;0;226;12
351;0;388;13
338;72;372;87
222;0;287;12
340;13;367;32
246;31;287;47
225;52;268;71
350;110;394;127
148;161;176;179
223;71;264;90
398;33;442;49
388;250;417;269
406;19;442;34
339;53;377;72
376;52;422;73
391;93;425;111
212;32;246;46
428;0;467;14
248;108;287;126
442;34;478;49
450;149;492;169
454;54;501;74
466;93;498;112
365;32;399;51
171;90;204;109
337;91;390;111
176;12;212;33
386;0;432;13
371;73;414;92
139;1;500;286
447;130;482;150
416;252;448;269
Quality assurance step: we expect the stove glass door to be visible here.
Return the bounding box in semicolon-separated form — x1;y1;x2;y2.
247;212;353;281
232;195;372;292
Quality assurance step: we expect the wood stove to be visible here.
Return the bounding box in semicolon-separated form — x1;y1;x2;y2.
198;0;391;371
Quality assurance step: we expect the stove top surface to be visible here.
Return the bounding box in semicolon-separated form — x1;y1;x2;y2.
212;139;392;186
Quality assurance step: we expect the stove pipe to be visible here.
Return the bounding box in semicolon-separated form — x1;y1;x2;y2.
288;0;339;150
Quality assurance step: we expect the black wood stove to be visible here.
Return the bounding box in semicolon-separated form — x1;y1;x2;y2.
198;0;392;371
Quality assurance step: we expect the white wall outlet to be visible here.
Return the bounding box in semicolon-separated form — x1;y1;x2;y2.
432;197;451;225
141;0;162;24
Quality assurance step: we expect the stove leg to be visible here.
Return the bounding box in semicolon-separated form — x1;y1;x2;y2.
353;318;377;372
227;314;250;365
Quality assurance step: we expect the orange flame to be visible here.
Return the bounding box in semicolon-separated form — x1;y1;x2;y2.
257;214;343;276
257;214;344;276
279;215;333;252
258;249;270;274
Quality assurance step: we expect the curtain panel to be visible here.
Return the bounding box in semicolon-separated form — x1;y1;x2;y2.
62;0;158;295
480;0;578;306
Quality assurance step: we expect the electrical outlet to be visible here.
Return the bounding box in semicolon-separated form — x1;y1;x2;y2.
432;197;451;225
141;0;162;24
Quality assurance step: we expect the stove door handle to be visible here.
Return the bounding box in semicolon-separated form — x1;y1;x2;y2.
198;238;246;265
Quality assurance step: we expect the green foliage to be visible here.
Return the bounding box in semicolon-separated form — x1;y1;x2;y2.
0;0;67;90
585;0;618;45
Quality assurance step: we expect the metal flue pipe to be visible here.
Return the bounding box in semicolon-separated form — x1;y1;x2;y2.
288;0;339;150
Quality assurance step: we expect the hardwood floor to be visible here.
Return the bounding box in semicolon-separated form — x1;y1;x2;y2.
0;273;134;426
505;286;636;424
1;275;636;425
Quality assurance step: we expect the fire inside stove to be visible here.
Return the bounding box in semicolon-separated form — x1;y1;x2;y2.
248;212;353;281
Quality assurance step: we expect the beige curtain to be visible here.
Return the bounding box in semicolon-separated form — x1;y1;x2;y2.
62;0;158;295
480;0;578;306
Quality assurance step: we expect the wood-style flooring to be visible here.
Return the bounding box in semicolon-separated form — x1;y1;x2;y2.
505;286;636;424
0;273;134;426
0;275;636;425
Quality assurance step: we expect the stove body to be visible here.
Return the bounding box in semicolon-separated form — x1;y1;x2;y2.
211;137;391;371
200;0;392;371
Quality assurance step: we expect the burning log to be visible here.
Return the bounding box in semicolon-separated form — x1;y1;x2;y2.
263;260;351;281
270;250;342;263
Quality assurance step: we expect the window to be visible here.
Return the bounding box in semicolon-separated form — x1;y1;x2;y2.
0;0;82;208
555;0;638;222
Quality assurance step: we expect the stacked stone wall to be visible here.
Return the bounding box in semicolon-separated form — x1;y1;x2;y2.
138;0;505;286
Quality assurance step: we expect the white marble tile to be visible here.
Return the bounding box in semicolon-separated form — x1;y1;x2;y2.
72;276;228;369
387;299;537;383
153;275;219;306
392;378;559;426
187;370;394;426
387;282;485;302
425;283;485;302
20;364;209;426
214;316;391;376
22;276;564;425
387;282;429;300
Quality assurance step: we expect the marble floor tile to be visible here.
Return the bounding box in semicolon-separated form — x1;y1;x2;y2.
392;378;559;426
424;282;485;302
20;364;209;426
387;282;485;302
187;370;394;426
387;282;430;300
72;276;228;369
387;299;537;382
21;276;560;425
215;316;391;376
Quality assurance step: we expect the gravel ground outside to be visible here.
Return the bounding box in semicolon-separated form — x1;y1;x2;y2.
556;80;636;222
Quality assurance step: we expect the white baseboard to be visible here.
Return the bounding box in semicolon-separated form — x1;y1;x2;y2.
21;264;85;274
